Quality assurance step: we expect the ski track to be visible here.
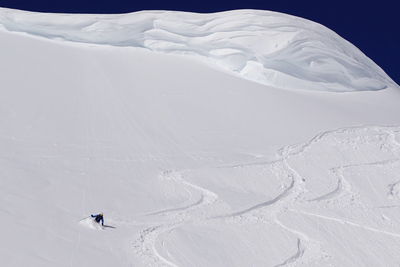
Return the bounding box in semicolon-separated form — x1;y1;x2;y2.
213;172;295;219
308;166;355;203
133;224;181;267
274;239;304;267
308;171;342;202
132;170;219;266
146;195;204;216
132;125;400;266
290;209;400;238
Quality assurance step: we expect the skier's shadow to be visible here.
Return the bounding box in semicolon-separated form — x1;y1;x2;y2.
103;225;116;229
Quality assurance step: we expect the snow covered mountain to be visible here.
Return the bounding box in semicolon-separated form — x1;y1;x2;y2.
0;8;397;92
1;8;400;267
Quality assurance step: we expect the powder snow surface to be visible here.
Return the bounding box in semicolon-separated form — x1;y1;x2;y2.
1;8;400;267
0;8;397;92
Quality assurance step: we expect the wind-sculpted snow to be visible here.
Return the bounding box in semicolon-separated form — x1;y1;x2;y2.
0;8;397;92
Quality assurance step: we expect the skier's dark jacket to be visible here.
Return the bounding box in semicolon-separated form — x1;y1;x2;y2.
91;214;104;225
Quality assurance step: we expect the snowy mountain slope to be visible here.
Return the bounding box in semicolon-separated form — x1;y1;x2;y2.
0;8;398;92
1;8;400;267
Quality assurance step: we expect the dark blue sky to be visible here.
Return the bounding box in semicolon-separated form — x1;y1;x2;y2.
0;0;398;84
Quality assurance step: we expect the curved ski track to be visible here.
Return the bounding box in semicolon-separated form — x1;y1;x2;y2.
132;126;400;266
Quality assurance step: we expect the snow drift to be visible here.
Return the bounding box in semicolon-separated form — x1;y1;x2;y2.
0;8;397;92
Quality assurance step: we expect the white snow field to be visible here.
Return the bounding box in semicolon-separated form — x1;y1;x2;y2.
0;8;400;267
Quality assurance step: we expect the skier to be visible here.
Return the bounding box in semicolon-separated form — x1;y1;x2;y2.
91;213;104;226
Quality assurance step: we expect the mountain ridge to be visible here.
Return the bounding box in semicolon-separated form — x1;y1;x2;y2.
1;8;397;92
